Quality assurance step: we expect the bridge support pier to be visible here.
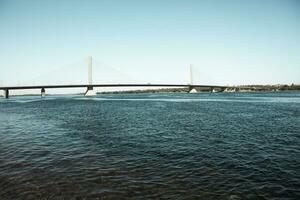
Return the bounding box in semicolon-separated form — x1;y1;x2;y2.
84;86;96;96
4;89;9;99
41;88;45;98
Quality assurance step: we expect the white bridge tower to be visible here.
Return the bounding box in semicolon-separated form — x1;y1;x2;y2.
84;56;96;96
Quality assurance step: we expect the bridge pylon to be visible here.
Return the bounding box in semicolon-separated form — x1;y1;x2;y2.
85;56;96;96
188;64;197;93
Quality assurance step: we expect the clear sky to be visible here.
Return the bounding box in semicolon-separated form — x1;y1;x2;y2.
0;0;299;90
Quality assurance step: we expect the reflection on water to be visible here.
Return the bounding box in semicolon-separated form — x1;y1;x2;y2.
0;92;299;199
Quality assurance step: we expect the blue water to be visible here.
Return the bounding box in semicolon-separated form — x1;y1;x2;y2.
0;92;299;199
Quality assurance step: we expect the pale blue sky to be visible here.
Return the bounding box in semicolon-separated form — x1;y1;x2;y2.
0;0;299;89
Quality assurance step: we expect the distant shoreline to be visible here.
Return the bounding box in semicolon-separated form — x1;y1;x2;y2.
99;84;300;94
1;84;299;97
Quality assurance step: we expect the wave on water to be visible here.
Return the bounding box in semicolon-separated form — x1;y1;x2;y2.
72;96;300;103
1;92;300;104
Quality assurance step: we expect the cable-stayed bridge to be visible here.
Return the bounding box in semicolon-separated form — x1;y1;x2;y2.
0;57;234;98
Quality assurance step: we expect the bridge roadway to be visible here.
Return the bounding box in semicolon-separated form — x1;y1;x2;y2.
0;84;227;90
0;84;233;98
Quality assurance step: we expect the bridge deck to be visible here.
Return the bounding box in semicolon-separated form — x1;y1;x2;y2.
0;84;228;90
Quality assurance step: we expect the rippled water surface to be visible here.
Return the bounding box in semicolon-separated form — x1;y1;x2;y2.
0;92;299;199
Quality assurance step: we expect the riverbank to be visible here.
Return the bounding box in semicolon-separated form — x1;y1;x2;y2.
99;84;300;94
1;84;299;97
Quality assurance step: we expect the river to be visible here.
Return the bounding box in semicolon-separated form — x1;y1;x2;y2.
0;92;299;199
